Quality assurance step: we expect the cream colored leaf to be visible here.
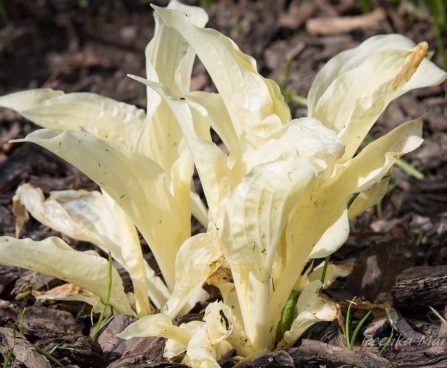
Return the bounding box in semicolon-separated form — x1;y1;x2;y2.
400;57;447;95
15;183;167;314
1;90;147;152
243;117;344;173
273;119;423;333
307;262;354;290
163;231;223;319
309;208;349;259
348;175;390;219
308;35;446;161
0;89;63;111
130;76;232;229
16;128;189;290
205;274;254;357
308;34;415;109
146;0;208;98
119;314;207;361
184;303;236;368
186;91;241;162
331;119;423;192
0;237;134;315
0;88;192;218
222;158;317;351
183;327;221;368
118;313;191;343
143;0;206;197
223;159;316;273
153;5;290;150
203;302;233;345
101;191;164;313
164;321;204;359
15;184;122;253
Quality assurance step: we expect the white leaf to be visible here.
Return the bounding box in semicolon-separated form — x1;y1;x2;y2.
153;5;290;150
308;34;446;161
0;237;134;315
163;231;223;319
0;90;147;152
16;128;189;290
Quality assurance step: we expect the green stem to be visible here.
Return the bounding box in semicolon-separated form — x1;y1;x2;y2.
320;256;331;286
92;252;113;341
276;290;300;343
280;58;292;91
319;255;331;296
283;90;308;106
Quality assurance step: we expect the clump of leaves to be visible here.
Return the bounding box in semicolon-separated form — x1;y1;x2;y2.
0;1;445;366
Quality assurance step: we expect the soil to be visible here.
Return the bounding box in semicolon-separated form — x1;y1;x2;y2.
0;0;447;367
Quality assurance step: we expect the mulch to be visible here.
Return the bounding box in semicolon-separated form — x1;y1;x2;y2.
1;0;447;367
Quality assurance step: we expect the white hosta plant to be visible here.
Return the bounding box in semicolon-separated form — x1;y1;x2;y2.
0;1;446;367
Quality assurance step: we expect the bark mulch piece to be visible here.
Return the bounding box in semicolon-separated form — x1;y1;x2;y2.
392;265;447;310
36;335;107;368
384;343;447;367
19;305;84;338
12;271;58;297
96;315;138;360
105;336;166;368
346;241;415;301
0;265;21;295
0;327;51;368
237;339;395;368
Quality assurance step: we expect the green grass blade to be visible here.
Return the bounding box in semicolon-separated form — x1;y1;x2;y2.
350;310;372;348
345;296;356;349
2;328;15;368
395;159;424;179
92;252;113;341
34;346;64;367
379;328;394;356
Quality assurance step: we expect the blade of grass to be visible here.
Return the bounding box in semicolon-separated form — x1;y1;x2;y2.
280;58;293;91
18;307;26;336
345;296;356;349
34;346;64;367
350;310;371;348
92;252;113;341
379;328;394;356
2;328;15;368
427;0;446;68
15;289;32;300
395;159;424;179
